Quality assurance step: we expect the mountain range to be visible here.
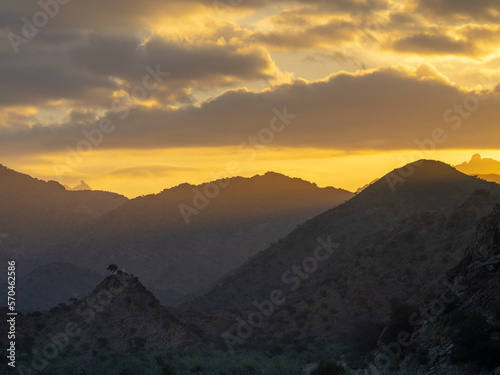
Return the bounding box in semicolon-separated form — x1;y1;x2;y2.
185;161;500;348
1;159;500;374
0;165;353;311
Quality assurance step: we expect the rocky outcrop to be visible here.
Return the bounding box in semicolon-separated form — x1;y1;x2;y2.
401;205;500;374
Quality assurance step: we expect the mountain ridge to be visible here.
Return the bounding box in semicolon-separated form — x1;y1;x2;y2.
185;160;500;347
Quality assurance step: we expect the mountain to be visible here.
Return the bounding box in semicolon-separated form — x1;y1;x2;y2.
41;172;353;305
455;154;500;175
63;180;92;191
0;164;127;243
0;164;128;278
0;272;201;369
478;173;500;184
396;205;500;374
454;154;500;186
185;160;500;347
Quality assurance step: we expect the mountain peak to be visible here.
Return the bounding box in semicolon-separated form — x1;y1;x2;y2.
372;159;470;193
64;180;92;191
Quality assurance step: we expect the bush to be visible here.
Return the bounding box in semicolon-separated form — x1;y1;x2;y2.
311;360;346;375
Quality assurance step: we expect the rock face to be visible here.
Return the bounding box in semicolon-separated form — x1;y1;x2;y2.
400;205;500;374
186;161;500;345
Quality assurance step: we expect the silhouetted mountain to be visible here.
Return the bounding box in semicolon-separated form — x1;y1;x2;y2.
0;272;201;366
41;172;353;306
478;173;500;185
455;154;500;175
0;167;353;309
0;164;127;243
398;205;500;373
454;154;500;186
186;161;500;347
63;180;92;191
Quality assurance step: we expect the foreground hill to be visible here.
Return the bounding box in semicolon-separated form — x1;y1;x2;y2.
186;161;500;347
48;172;353;304
0;272;202;374
397;205;500;374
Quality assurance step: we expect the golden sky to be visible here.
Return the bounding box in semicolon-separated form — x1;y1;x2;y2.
1;0;500;197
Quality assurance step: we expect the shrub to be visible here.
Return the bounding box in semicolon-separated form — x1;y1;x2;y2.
311;360;346;375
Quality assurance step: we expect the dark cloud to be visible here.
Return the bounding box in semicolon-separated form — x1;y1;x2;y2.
1;66;499;155
393;33;474;55
391;24;500;57
418;0;500;21
71;32;274;89
0;27;275;109
253;19;357;50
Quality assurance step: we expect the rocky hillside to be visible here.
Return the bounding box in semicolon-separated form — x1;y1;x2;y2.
186;161;500;347
0;272;201;372
397;205;500;374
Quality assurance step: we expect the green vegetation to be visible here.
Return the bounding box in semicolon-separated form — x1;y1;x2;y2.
310;360;345;375
27;349;305;375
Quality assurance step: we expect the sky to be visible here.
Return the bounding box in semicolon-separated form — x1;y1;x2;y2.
1;0;500;197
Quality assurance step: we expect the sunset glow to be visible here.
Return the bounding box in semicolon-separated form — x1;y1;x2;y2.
1;0;500;196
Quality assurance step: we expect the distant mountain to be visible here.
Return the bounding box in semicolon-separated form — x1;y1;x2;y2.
0;164;128;278
455;154;500;175
477;173;500;184
454;154;500;185
186;161;500;346
0;164;127;243
63;180;92;191
44;172;353;305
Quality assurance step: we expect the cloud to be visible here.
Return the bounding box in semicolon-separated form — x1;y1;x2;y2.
0;25;278;112
253;19;358;50
393;33;474;56
1;65;499;156
417;0;500;22
99;165;195;178
391;24;500;57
